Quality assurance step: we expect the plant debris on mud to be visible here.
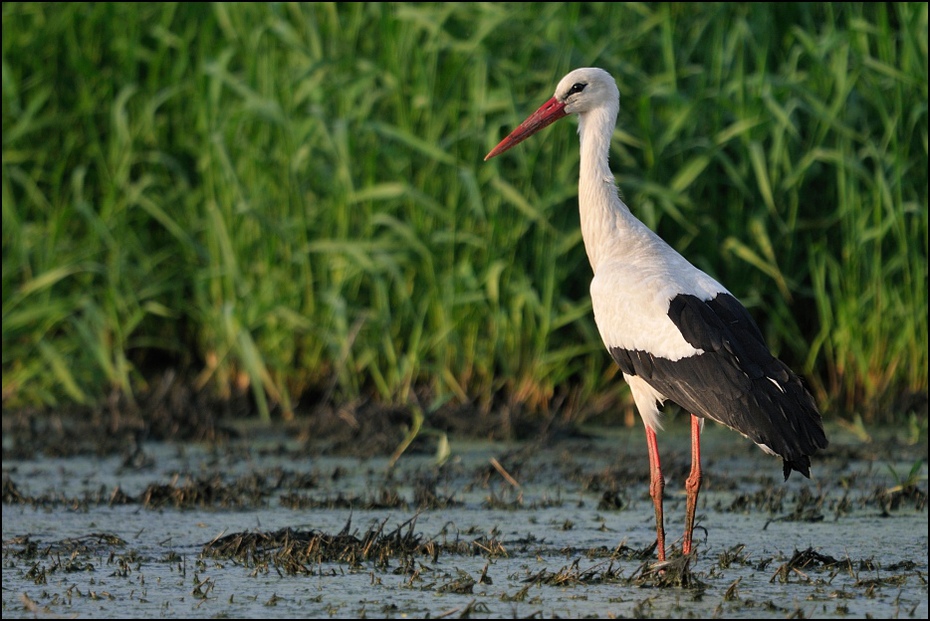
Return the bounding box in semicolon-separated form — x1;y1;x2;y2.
2;378;927;618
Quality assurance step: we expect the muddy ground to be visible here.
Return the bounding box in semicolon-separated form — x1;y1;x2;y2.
2;378;928;618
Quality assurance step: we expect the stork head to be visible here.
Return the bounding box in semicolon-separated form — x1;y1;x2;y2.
485;67;619;160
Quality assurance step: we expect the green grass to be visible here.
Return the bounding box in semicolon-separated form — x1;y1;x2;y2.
2;2;927;427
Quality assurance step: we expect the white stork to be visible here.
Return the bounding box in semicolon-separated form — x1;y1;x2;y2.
485;67;828;562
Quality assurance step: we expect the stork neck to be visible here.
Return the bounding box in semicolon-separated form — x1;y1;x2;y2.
576;106;633;272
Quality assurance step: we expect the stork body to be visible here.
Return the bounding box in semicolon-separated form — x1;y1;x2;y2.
486;68;827;562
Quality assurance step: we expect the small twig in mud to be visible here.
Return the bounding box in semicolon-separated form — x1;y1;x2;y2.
473;538;507;558
490;457;521;489
723;576;742;601
478;562;493;584
18;593;43;615
717;543;748;569
770;547;845;583
500;583;532;602
191;573;215;600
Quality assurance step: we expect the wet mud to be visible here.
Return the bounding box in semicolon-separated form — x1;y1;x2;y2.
2;393;928;618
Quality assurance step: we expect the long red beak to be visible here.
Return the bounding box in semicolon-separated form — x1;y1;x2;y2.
484;96;568;161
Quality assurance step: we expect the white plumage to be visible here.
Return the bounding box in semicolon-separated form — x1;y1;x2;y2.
486;67;827;563
590;259;727;362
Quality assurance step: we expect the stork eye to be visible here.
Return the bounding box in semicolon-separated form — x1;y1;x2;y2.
567;82;586;95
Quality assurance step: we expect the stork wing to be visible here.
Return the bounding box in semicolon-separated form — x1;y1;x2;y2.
609;293;827;478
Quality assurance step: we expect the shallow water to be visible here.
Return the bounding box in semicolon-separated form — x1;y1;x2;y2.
2;423;927;618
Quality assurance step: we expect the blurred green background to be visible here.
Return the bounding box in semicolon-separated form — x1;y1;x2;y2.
2;3;927;431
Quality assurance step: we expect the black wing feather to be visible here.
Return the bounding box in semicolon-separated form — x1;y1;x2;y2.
610;293;827;479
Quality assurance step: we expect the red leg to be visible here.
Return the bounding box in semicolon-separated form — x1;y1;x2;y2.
683;414;702;556
645;426;666;562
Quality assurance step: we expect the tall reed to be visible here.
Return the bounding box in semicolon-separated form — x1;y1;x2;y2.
2;3;926;426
